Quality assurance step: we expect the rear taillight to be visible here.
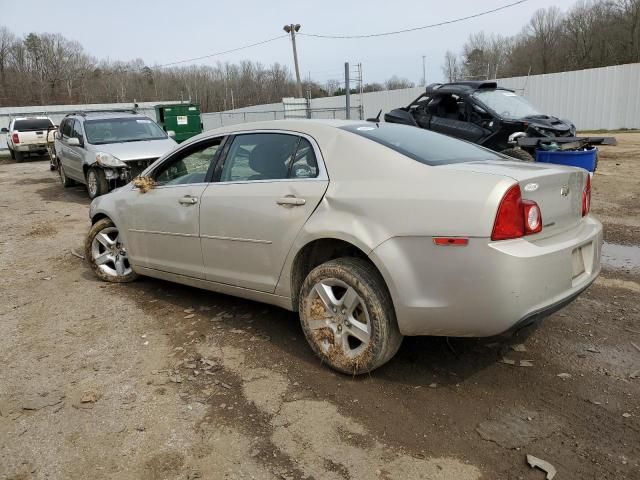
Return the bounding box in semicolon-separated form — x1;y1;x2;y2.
12;132;19;144
582;174;591;216
491;184;543;241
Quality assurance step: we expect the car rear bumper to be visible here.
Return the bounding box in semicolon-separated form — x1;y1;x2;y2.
369;216;603;337
14;144;48;152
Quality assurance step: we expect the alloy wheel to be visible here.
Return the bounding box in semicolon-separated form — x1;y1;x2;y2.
90;226;132;278
305;278;372;358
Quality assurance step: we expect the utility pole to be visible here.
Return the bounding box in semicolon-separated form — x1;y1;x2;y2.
344;62;350;119
422;55;426;86
283;24;303;99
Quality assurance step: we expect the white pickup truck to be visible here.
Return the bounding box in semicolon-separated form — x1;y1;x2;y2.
1;116;55;162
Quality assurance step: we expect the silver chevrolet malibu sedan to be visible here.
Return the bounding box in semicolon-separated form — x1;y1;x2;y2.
86;120;602;374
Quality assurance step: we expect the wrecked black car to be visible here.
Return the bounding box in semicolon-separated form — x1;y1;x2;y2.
383;81;615;161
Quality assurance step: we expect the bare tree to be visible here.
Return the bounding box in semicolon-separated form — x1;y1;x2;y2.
526;7;564;73
442;50;461;82
384;76;415;90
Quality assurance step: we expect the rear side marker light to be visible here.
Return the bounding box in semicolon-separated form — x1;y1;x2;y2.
433;237;469;246
582;174;591;216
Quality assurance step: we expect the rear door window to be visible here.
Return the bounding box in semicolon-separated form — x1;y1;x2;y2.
340;123;502;165
219;133;300;182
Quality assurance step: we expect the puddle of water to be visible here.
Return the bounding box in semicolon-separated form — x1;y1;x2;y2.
601;242;640;272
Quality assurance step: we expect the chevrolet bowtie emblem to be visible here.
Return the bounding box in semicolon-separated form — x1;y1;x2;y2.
561;185;570;196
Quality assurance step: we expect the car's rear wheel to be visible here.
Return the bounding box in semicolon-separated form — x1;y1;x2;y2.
299;257;402;374
9;148;15;160
85;218;138;283
14;150;23;162
86;168;109;199
58;162;75;187
500;148;534;162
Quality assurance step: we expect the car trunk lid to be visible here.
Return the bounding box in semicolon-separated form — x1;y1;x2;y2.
441;159;586;237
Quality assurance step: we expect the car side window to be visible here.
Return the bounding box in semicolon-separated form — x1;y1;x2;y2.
72;120;83;140
220;133;299;182
289;138;318;178
61;119;73;138
154;139;222;186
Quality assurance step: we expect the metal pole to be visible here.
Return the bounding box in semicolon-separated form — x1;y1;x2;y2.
345;62;350;119
289;25;304;99
358;63;364;120
422;55;426;86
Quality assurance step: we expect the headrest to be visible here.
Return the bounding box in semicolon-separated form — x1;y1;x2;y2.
249;141;291;179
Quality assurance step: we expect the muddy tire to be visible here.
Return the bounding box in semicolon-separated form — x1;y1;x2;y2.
9;148;15;160
299;257;402;375
86;168;109;200
58;162;75;187
500;148;534;162
85;218;138;283
14;150;23;162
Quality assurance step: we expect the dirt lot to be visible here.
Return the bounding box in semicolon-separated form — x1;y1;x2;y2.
1;135;639;480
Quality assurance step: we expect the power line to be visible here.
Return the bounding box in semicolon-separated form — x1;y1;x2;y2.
299;0;527;39
156;35;288;68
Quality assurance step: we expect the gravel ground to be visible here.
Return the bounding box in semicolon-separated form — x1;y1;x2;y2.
1;135;639;480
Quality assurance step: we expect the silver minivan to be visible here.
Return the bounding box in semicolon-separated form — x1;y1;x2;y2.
55;110;177;199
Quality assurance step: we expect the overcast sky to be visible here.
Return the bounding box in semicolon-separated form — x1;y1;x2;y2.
3;0;574;85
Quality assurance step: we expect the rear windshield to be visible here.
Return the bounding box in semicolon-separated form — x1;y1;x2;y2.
14;119;54;131
340;123;502;165
83;117;167;145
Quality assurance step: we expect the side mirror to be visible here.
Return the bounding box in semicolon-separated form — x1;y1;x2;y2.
167;130;176;138
0;128;8;134
67;137;81;147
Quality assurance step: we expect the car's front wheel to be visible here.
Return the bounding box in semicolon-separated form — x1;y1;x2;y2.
85;218;138;283
86;168;109;199
299;257;403;374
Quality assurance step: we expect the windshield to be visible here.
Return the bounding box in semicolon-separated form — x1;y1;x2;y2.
83;117;167;145
473;90;541;120
14;119;54;131
341;123;502;165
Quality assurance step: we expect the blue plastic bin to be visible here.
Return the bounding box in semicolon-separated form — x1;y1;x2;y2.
535;147;598;172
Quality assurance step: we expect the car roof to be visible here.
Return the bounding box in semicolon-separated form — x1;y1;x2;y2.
204;118;363;136
66;110;150;121
13;116;52;121
424;81;513;95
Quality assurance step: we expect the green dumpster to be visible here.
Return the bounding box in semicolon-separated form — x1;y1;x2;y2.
155;103;203;143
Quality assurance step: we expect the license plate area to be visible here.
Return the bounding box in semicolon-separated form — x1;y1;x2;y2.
572;246;586;279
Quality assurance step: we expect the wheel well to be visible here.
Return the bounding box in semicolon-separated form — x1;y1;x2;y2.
290;238;384;308
91;213;109;225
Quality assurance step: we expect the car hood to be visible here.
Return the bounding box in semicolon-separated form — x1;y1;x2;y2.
90;138;177;161
520;114;573;133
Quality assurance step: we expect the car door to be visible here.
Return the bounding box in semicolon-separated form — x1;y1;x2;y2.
199;131;329;292
56;119;71;171
125;137;224;279
64;120;86;181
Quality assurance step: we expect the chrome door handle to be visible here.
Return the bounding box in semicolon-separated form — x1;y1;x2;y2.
179;196;198;205
277;196;306;206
